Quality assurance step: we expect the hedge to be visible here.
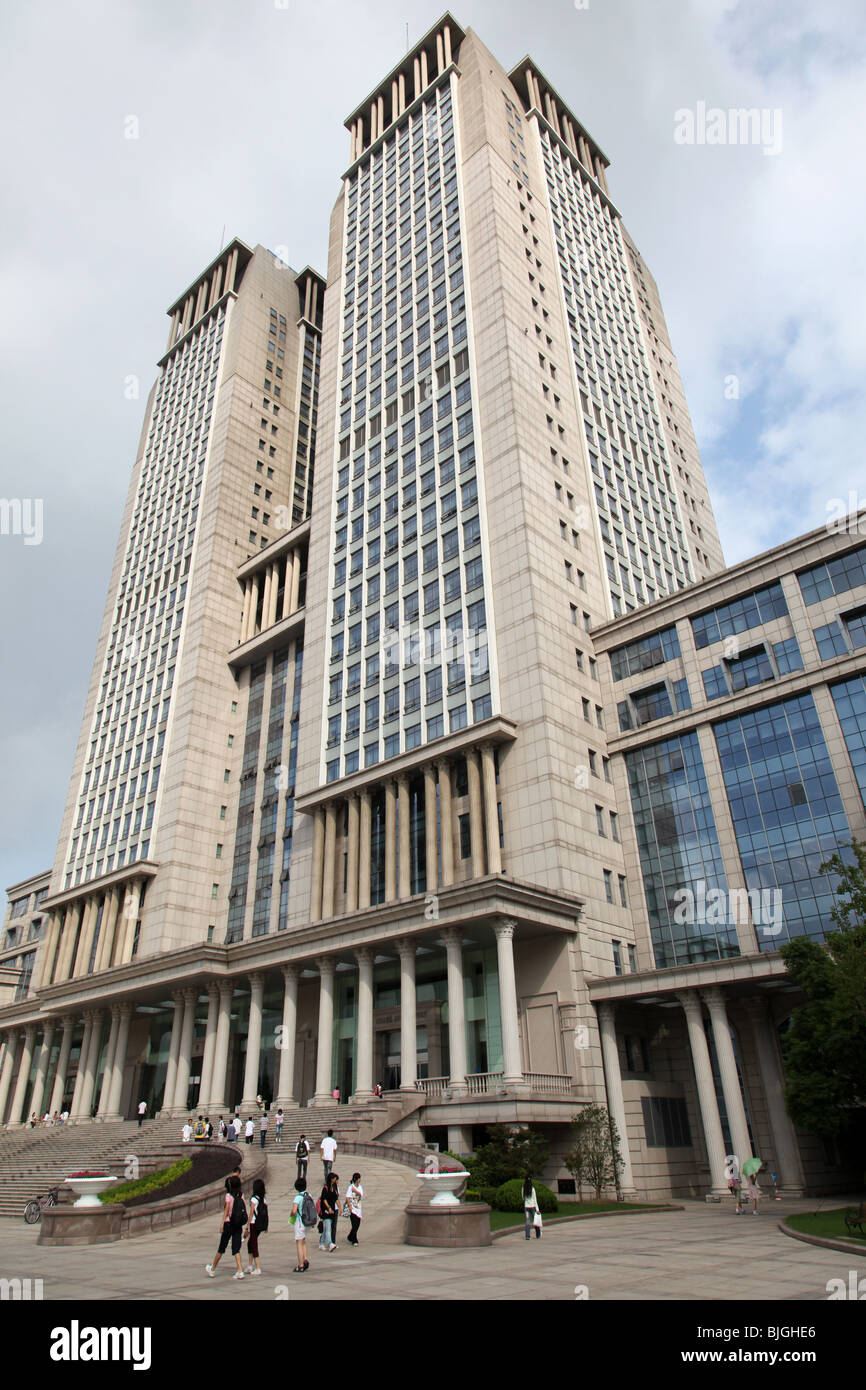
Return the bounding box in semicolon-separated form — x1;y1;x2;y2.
100;1157;193;1204
493;1178;558;1213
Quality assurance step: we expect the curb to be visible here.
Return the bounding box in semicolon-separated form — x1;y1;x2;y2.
779;1220;866;1257
490;1203;684;1239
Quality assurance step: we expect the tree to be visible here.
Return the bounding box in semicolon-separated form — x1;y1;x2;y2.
468;1125;549;1189
779;839;866;1137
564;1103;624;1201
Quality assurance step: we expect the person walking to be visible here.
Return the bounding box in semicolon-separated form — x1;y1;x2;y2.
321;1129;337;1180
523;1175;542;1240
227;1117;236;1142
746;1171;761;1215
274;1108;284;1145
182;1120;193;1143
296;1134;310;1182
193;1116;207;1142
137;1099;147;1128
244;1117;254;1146
244;1177;268;1276
332;1087;340;1105
346;1173;363;1246
205;1116;213;1140
205;1175;247;1280
325;1172;340;1251
289;1178;311;1273
218;1116;227;1142
318;1174;337;1251
259;1113;268;1149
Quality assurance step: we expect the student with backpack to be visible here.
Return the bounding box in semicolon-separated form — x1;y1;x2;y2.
289;1178;317;1273
205;1175;248;1280
244;1177;268;1276
296;1134;310;1181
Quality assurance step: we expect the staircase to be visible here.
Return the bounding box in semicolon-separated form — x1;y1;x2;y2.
0;1117;185;1221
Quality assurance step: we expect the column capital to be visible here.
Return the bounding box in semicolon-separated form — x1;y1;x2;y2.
441;926;462;949
247;972;265;996
117;1001;134;1020
181;985;198;1004
494;918;517;942
355;946;375;967
206;981;221;1001
435;756;451;774
676;990;704;1018
396;771;410;789
700;986;728;1013
316;955;336;979
170;988;185;1006
21;1021;37;1037
396;938;416;962
597;1000;616;1027
218;980;234;1003
281;963;300;983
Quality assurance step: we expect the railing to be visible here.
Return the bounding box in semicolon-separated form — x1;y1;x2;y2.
414;1076;449;1097
465;1072;504;1095
523;1073;573;1094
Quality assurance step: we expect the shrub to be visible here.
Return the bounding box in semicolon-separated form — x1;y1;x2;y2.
464;1189;482;1204
494;1178;558;1214
468;1126;550;1189
100;1157;192;1204
478;1186;499;1207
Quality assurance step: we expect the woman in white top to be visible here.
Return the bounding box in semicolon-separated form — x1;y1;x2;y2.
346;1173;364;1246
523;1175;542;1240
182;1121;192;1143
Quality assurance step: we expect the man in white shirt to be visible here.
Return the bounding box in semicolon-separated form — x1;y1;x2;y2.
244;1117;255;1145
137;1099;147;1128
321;1130;337;1179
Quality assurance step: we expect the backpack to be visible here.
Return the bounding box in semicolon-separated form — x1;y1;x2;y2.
255;1198;269;1233
230;1193;248;1229
300;1191;318;1227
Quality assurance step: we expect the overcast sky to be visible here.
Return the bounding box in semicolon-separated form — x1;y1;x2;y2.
1;0;864;899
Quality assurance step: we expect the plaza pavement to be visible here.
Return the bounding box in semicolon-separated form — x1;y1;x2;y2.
1;1153;862;1301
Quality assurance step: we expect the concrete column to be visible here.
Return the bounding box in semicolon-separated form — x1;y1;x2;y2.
172;987;198;1114
198;983;220;1112
241;580;252;641
424;765;438;893
75;1010;104;1122
466;750;485;877
56;901;82;982
75;895;101;977
597;1003;637;1194
290;549;302;611
162;992;184;1116
68;1016;92;1121
413;55;421;100
225;248;238;296
525;67;536;109
702;987;753;1172
0;1031;21;1125
48;1016;75;1115
436;32;444;73
105;1003;133;1120
27;1023;55;1121
359;790;372;910
322;802;337;918
10;1024;37;1125
391;77;399;120
95;1010;120;1118
95;888;120;974
398;774;411;898
276;964;299;1107
377;94;384;135
494;921;524;1088
310;809;325;921
678;991;729;1194
398;939;417;1092
36;912;62;989
119;880;142;963
443;929;468;1096
743;998;805;1194
241;973;265;1108
249;575;261;636
355;947;374;1101
346;794;360;913
313;957;336;1104
261;568;272;632
208;983;233;1112
280;560;291;620
398;72;406;115
437;760;454;886
384;781;397;901
268;563;280;626
480;744;501;876
443;23;452;66
370;100;378;143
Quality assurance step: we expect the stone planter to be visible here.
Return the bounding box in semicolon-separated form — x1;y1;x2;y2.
64;1176;120;1207
413;1170;471;1205
37;1205;125;1247
405;1201;492;1247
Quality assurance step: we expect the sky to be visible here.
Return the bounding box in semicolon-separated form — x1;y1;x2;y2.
1;0;864;898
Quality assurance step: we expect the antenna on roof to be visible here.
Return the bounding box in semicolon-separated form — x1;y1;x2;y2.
406;21;409;52
219;225;226;254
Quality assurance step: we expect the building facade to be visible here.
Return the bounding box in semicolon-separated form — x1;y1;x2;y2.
0;16;862;1198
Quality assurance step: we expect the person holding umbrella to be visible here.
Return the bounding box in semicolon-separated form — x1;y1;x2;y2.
742;1157;763;1215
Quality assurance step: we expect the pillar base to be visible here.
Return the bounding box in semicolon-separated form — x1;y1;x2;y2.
274;1097;300;1110
352;1089;374;1103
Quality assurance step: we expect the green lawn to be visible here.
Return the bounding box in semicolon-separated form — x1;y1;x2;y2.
489;1200;664;1231
786;1208;866;1244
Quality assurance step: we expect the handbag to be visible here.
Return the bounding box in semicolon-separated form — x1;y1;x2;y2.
533;1210;543;1229
341;1200;350;1218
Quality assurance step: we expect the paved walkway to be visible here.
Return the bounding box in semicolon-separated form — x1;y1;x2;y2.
1;1162;862;1301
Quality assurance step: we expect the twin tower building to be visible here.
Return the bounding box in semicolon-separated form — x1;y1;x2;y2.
2;15;864;1198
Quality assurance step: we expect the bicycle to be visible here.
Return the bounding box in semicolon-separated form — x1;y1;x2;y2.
24;1188;59;1224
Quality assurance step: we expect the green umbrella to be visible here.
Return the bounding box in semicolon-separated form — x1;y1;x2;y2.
742;1157;762;1178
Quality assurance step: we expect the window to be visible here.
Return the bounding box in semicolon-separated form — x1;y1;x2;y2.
611;937;622;973
603;869;613;903
641;1096;691;1147
798;544;866;605
595;805;605;836
458;812;471;859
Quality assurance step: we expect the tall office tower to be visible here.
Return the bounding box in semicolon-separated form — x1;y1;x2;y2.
36;243;324;979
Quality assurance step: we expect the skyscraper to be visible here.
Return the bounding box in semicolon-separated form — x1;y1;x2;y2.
0;15;862;1201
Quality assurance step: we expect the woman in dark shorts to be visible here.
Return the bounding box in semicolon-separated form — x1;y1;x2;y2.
204;1175;246;1280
